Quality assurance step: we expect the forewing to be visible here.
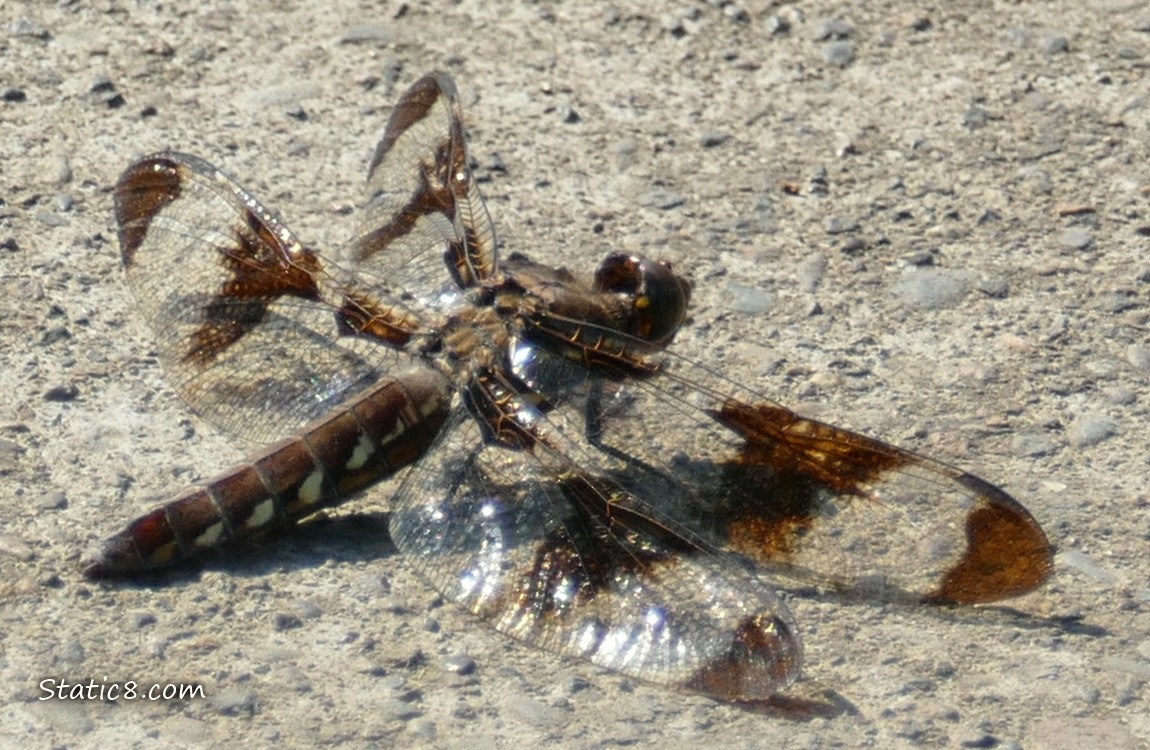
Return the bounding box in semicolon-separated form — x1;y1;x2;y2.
571;347;1054;606
114;153;417;443
348;72;497;303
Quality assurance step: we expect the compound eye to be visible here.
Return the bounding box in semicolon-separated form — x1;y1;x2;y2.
594;253;691;344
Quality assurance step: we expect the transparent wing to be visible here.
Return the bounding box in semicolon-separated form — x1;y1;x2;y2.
114;153;424;443
347;72;497;306
539;339;1054;606
389;403;802;701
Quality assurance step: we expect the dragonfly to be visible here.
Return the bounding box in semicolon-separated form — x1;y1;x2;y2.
84;72;1054;702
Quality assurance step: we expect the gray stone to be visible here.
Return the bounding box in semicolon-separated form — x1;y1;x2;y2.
637;189;685;210
725;282;773;314
825;216;860;234
1067;413;1118;447
211;688;258;716
1057;228;1093;250
891;269;974;309
813;19;854;41
821;40;857;66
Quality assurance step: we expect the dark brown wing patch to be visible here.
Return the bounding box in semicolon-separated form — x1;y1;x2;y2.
708;399;1053;603
712;401;906;493
115;156;184;265
352;72;497;291
930;474;1054;604
183;210;323;365
709;400;905;560
684;613;802;702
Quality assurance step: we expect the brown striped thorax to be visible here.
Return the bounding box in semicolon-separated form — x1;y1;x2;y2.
85;72;1054;704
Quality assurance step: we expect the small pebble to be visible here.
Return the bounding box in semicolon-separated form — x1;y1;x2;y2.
891;268;973;309
506;694;569;727
839;237;867;255
1099;291;1137;313
960;733;998;749
211;688;257;716
825;216;859;234
1041;34;1070;54
797;254;828;291
131;611;157;628
409;719;438;741
89;76;116;94
1105;657;1150;680
58;640;86;665
557;104;581;124
662;15;688;38
908;16;932;32
962;103;994;129
35;212;70;226
725;282;772;314
1127;343;1150;370
976;275;1009;298
8;18;51;39
1106;386;1137;405
1066;413;1118;448
442;654;476;675
143;38;175;57
292;600;322;619
39;326;70;345
637;189;685;210
273;613;303;631
1058;547;1113;582
54;156;72;186
723;5;749;23
43;384;79;401
1011;433;1057;457
808;166;829;195
38;491;68;510
765;14;790;35
339;24;394;44
0;438;23;472
0;534;34;562
564;676;591;694
821;41;857;67
375;698;422;723
1057;228;1093;250
280;666;312;693
812;19;853;41
699;130;730;147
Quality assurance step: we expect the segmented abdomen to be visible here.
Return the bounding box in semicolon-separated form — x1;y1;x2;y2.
83;372;453;577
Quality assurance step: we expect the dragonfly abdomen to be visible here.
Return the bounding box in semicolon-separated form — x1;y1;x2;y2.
83;372;452;576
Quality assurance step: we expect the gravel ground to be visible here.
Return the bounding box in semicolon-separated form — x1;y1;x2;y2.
2;1;1149;748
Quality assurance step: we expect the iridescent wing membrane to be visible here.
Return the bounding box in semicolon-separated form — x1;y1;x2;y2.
111;75;486;444
89;72;1054;702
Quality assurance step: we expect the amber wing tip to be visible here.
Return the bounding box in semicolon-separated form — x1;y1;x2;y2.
930;484;1056;604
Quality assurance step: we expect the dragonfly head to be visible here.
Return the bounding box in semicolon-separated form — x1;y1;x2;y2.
594;253;691;345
